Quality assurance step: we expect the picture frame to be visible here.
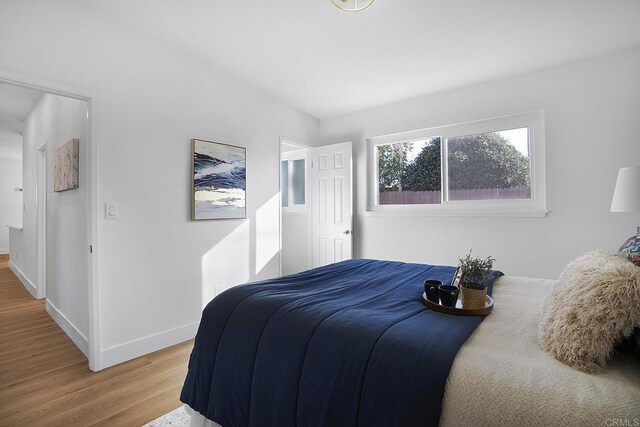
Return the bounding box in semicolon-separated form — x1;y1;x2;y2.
53;138;79;192
191;138;246;220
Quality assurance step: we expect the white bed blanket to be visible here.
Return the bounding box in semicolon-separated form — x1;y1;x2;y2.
441;276;640;427
187;276;640;427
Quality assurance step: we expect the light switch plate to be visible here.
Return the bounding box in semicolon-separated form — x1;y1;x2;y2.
105;203;118;220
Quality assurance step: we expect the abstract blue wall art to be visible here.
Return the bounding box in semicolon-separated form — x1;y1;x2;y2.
192;139;246;220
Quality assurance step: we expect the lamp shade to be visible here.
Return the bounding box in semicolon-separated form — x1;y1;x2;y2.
610;166;640;212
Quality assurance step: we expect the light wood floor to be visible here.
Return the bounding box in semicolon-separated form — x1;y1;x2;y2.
0;254;194;426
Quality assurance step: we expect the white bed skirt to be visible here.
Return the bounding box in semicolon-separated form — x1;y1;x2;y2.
185;405;222;427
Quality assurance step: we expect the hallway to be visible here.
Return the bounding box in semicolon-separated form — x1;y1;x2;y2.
0;254;193;426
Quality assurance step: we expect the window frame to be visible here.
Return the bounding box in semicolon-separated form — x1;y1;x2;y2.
281;148;309;214
366;111;547;217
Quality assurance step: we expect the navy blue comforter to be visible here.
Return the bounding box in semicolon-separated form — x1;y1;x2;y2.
181;259;502;427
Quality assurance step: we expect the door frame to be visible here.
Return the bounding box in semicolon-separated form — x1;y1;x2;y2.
279;138;313;275
0;68;102;371
36;143;47;299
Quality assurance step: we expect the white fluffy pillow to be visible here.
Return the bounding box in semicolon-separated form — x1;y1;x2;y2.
539;251;640;373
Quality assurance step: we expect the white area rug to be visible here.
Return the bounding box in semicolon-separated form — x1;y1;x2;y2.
143;406;191;427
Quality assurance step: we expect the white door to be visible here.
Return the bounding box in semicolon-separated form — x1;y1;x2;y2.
311;142;353;267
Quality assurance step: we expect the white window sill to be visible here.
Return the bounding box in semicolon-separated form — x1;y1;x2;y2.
363;209;549;218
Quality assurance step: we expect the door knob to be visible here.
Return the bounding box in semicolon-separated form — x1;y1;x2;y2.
342;229;351;235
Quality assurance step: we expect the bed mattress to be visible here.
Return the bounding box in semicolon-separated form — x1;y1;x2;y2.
185;273;640;427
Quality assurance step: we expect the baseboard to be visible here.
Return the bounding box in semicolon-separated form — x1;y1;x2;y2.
45;300;89;357
0;248;8;255
8;261;38;299
100;322;199;370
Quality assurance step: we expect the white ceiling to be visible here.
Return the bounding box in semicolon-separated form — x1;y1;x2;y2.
0;83;43;160
90;1;640;119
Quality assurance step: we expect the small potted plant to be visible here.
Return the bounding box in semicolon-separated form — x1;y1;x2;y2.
457;250;495;309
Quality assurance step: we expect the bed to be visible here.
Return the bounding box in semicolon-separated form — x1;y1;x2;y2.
180;259;640;427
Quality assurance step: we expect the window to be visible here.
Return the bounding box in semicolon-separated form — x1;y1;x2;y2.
290;159;305;205
447;128;531;201
368;111;546;217
281;149;307;212
377;138;441;205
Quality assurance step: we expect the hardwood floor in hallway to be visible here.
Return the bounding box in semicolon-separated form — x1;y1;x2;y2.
0;254;194;426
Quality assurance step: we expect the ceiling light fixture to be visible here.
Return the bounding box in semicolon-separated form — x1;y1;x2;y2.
332;0;374;12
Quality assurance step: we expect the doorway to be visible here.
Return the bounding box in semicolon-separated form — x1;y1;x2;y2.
279;140;354;273
280;139;312;275
0;70;99;371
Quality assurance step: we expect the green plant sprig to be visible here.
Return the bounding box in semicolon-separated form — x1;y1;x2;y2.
458;250;495;290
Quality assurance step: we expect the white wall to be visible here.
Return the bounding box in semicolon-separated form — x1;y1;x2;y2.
0;157;22;253
47;95;89;345
0;0;318;368
319;47;640;279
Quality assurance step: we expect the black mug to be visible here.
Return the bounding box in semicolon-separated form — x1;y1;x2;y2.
439;285;459;307
424;280;442;303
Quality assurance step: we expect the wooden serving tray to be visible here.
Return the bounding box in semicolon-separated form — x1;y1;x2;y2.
422;292;494;316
